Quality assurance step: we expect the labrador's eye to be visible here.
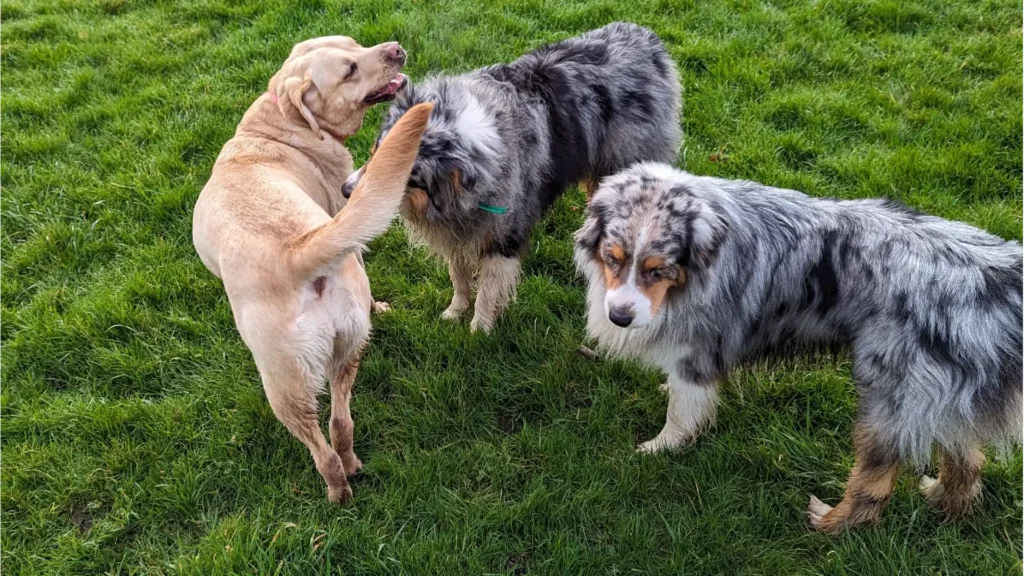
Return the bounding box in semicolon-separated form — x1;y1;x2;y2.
345;64;357;80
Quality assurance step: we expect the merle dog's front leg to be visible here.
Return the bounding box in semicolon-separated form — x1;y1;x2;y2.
638;370;719;453
442;256;473;320
469;255;520;333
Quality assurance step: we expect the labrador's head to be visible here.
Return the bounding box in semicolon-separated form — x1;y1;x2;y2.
269;36;407;140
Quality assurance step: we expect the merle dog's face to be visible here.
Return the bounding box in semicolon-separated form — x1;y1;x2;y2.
576;166;729;328
342;86;477;220
598;238;684;328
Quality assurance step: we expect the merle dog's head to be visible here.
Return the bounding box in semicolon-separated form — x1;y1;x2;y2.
574;163;730;329
342;80;501;222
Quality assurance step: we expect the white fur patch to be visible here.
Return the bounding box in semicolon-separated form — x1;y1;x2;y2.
470;255;520;333
638;375;719;452
604;283;653;328
636;161;682;182
666;376;718;434
456;96;500;156
344;165;364;191
690;202;720;247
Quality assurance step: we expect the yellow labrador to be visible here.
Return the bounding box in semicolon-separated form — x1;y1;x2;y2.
193;35;432;503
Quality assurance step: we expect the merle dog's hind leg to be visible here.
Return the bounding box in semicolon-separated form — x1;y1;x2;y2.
470;255;519;333
919;446;984;516
808;421;900;533
442;256;473;321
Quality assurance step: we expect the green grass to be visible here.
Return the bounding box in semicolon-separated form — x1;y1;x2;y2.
2;0;1021;573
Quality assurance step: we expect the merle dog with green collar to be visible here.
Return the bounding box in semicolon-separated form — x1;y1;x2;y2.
343;22;681;332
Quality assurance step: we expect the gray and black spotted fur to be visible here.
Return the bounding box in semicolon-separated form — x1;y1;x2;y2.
346;22;681;331
576;162;1022;529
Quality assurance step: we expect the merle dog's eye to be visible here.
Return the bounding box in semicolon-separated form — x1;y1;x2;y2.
345;64;357;80
647;266;674;279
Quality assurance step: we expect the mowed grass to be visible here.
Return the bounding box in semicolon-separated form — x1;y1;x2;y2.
2;0;1022;573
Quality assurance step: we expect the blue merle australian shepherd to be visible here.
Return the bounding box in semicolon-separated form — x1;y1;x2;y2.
575;162;1022;532
343;23;681;332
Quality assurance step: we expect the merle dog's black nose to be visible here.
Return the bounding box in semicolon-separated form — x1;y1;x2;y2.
609;307;634;327
342;178;356;199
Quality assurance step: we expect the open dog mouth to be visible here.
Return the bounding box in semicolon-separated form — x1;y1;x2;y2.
365;74;407;104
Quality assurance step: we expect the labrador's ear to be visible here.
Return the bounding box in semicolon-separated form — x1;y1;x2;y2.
276;71;323;140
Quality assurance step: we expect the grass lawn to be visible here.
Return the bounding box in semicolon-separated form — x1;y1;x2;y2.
2;0;1022;573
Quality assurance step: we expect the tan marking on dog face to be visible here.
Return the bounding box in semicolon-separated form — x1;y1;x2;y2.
637;260;685;317
600;243;628;289
638;278;676;315
601;260;623;291
451;169;462;194
608;244;626;264
406;187;428;215
642;256;666;272
599;242;632;295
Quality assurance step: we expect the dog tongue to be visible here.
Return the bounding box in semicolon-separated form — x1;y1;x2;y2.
381;76;404;95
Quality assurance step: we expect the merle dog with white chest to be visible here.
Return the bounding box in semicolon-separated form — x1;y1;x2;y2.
575;162;1022;532
344;22;681;332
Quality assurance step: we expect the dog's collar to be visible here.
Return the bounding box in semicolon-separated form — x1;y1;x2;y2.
478;203;508;215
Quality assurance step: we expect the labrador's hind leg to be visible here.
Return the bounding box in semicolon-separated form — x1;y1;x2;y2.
262;368;352;504
329;355;363;476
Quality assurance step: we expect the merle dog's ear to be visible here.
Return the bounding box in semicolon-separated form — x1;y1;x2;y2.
394;80;415;106
684;199;729;269
382;84;418;137
575;204;605;255
450;167;477;193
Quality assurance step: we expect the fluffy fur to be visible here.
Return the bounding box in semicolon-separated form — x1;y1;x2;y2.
344;22;681;332
575;162;1022;532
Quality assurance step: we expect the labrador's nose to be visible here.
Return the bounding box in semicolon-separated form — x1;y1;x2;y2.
383;42;406;65
608;306;634;328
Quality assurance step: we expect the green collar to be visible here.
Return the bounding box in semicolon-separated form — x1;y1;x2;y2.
477;203;508;215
